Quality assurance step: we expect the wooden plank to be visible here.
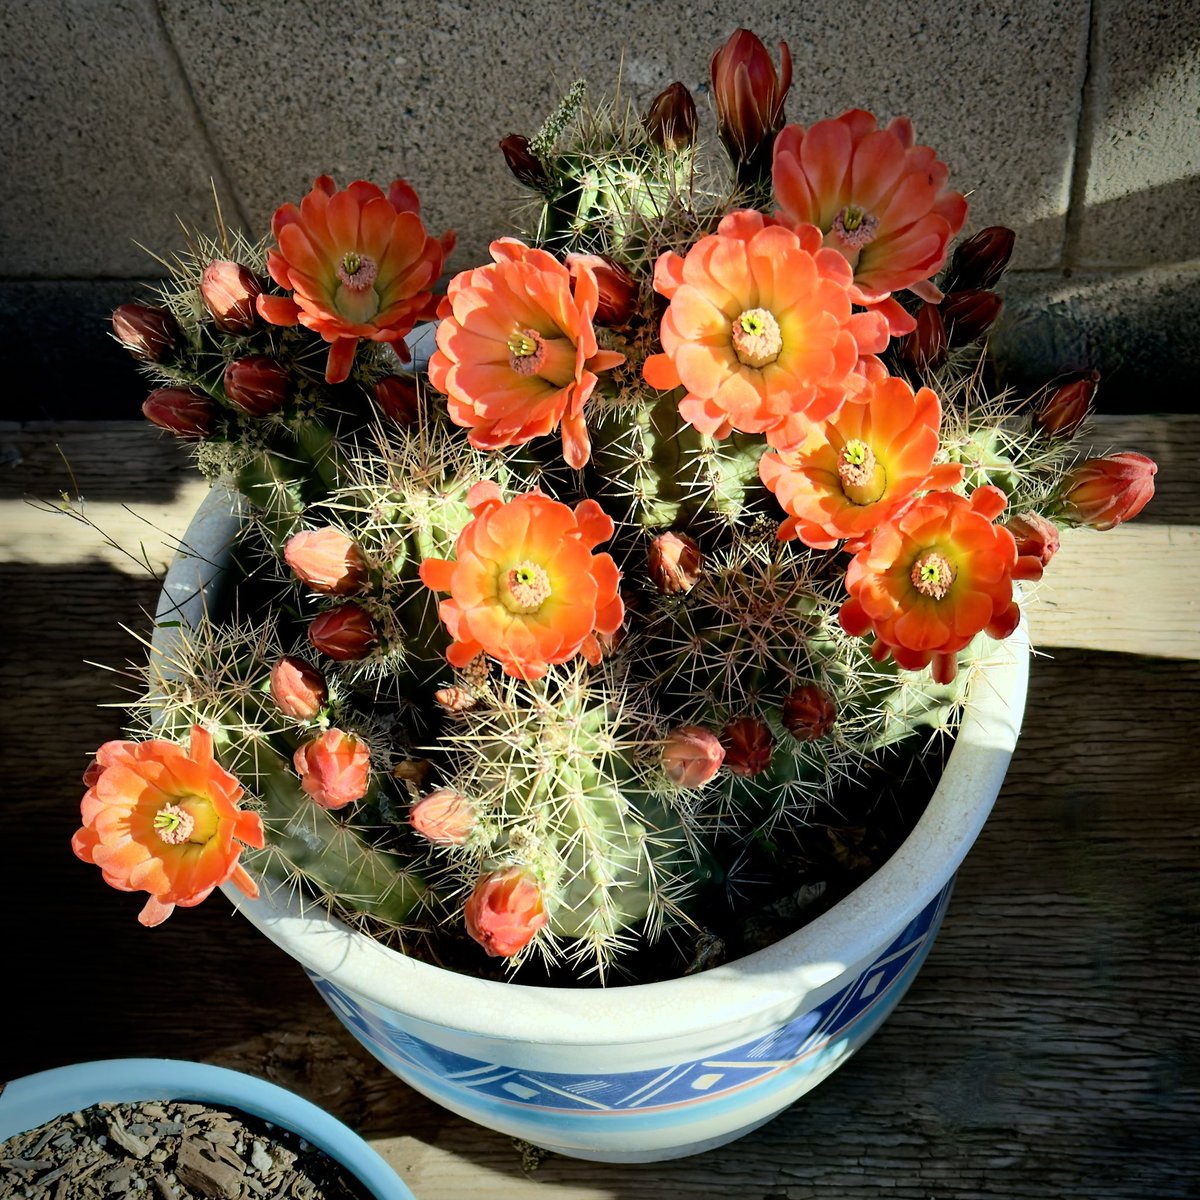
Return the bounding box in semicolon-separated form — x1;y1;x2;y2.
1;416;1197;1197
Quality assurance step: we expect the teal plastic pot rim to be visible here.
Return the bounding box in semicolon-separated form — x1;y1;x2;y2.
0;1058;409;1200
162;488;1029;1050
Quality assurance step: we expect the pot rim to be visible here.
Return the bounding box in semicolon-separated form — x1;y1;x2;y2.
159;486;1028;1047
0;1058;408;1199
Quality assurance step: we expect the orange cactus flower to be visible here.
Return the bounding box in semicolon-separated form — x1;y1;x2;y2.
759;372;964;550
773;111;968;334
71;726;264;927
257;175;452;384
428;239;625;468
418;482;624;681
642;209;889;445
839;485;1025;684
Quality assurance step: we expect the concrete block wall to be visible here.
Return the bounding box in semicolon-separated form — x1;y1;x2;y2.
2;0;1197;417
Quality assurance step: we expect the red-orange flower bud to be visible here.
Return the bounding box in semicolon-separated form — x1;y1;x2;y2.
1034;370;1099;439
499;134;548;190
285;528;368;596
949;226;1016;290
720;716;774;777
293;728;370;810
567;253;639;327
142;387;216;439
373;374;420;425
1004;511;1060;581
897;301;947;371
434;686;478;713
410;788;476;844
661;725;725;788
269;655;328;720
710;28;792;181
1059;452;1157;531
941;289;1003;346
223;355;291;417
782;686;838;741
308;602;379;660
464;866;548;958
644;81;698;152
200;259;263;334
111;303;182;363
647;531;702;594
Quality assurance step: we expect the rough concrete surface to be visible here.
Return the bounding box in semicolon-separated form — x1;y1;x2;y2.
1076;0;1200;267
0;0;231;278
1;0;1197;415
990;262;1200;408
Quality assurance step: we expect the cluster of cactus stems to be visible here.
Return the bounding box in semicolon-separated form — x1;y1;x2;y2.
89;29;1158;979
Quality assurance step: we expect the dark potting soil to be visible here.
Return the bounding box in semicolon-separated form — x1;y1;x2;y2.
0;1097;378;1199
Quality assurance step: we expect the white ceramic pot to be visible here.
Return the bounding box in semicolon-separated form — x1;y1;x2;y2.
0;1058;409;1199
155;487;1029;1163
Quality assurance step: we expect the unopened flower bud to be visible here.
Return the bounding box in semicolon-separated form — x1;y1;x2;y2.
782;686;838;741
644;81;697;152
142;387;216;439
949;226;1016;290
308;602;379;660
1059;452;1157;531
435;686;478;713
200;259;262;334
269;655;327;720
661;725;725;788
285;528;368;595
411;788;476;844
711;27;792;183
464;866;548;958
111;303;182;363
499;134;548;190
1034;370;1099;439
82;758;104;789
293;728;370;810
1004;511;1060;581
648;531;702;594
373;374;420;424
223;355;292;416
941;289;1003;346
897;301;947;371
566;253;639;327
719;716;774;777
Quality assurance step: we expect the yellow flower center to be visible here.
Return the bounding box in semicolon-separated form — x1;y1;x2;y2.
503;560;553;613
731;307;782;369
506;327;578;386
832;205;880;250
154;802;197;846
337;252;378;292
837;439;888;505
910;551;956;600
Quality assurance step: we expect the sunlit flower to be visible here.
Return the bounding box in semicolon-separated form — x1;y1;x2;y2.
419;482;624;681
759;372;963;550
71;726;264;927
1058;452;1157;530
428;239;624;468
773;111;968;334
643;209;889;443
293;729;371;810
839;485;1025;684
464;866;548;957
257;176;452;384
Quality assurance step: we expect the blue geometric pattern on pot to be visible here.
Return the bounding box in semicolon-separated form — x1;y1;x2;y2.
307;882;952;1113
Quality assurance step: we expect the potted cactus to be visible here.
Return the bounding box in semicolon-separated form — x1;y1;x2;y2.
75;28;1156;1162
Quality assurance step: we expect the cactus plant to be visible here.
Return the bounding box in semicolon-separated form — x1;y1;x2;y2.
79;29;1156;983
